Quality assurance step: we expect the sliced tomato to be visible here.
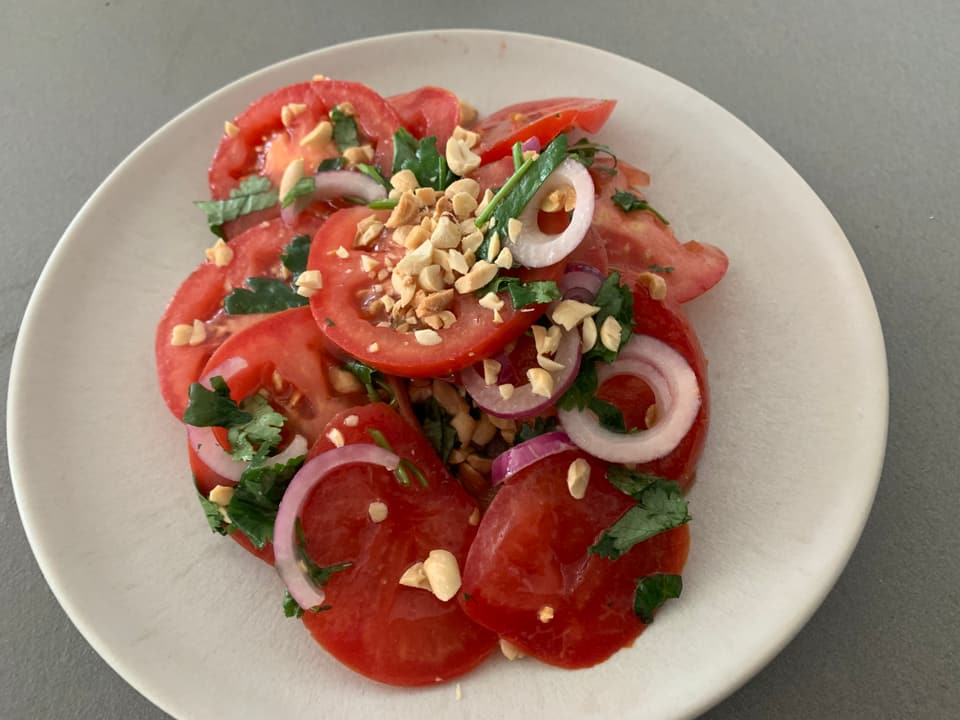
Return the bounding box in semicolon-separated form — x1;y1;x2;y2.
189;306;367;499
592;158;728;303
388;86;461;149
155;212;329;418
595;286;710;490
473;97;616;164
208;79;403;200
460;449;689;668
307;206;563;377
298;403;496;686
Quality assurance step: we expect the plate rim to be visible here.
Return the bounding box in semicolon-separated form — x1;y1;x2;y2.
7;27;889;720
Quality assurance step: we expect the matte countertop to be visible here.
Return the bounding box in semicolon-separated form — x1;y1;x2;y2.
2;2;958;718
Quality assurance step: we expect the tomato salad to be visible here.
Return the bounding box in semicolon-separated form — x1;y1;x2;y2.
156;75;728;687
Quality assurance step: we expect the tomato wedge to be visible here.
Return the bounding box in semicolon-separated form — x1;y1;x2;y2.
473;97;616;164
460;449;689;667
208;79;403;200
299;403;496;685
388;86;462;149
595;286;711;490
155;213;328;418
307;206;563;377
189;307;366;497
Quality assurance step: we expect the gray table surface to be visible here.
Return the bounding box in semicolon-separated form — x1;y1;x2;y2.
3;1;958;718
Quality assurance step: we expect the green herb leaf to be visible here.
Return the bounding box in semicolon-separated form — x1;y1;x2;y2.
183;376;252;427
293;518;351;598
197;492;230;535
343;360;395;405
283;590;305;618
391;128;451;191
226;394;286;462
556;361;598;411
512;141;523;171
647;264;674;274
194;176;278;238
281;176;316;208
223;277;308;314
589;476;690;560
588;397;628;433
330;107;359;151
611;190;670;225
476;275;561;308
226;455;305;549
515;416;559;444
281;235;312;277
567;137;618;173
416;397;456;462
317;157;346;172
633;573;683;623
355;163;391;189
488;134;569;238
365;427;427;488
585;271;634;363
606;465;663;498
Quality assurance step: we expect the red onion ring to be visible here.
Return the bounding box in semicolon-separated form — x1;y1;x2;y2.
491;431;576;485
185;356;308;483
509;158;595;268
521;137;541;153
281;170;387;224
558;335;701;463
559;263;604;302
274;444;399;609
460;328;582;418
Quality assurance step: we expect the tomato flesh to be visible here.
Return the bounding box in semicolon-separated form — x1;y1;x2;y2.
299;403;496;685
388;86;462;149
308;206;563;377
473;97;616;164
155;213;328;418
460;449;689;667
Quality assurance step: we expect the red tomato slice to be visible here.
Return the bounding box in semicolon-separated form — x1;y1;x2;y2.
595;286;711;490
307;206;563;377
388;86;461;148
190;306;367;500
208;79;403;200
473;97;616;164
155;212;329;418
299;403;496;686
592;158;728;303
460;449;689;668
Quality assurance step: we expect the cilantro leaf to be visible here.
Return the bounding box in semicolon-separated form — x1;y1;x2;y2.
611;190;670;225
223;277;308;314
633;573;682;623
567;137;618;174
194;176;278;238
227;394;286;462
606;465;662;498
295;519;352;586
391;128;452;191
183;376;252;427
343;360;395;405
354;163;391;189
515;416;559;444
283;590;305;618
477;275;561;308
317;157;346;172
585;271;634;363
281;235;312;277
589;476;690;560
556;361;598;411
197;492;230;535
588;397;629;433
281;176;316;208
226;455;305;549
416;397;456;462
330;107;359;151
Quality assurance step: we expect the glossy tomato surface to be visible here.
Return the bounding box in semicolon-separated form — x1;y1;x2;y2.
208;79;402;200
388;86;462;150
155;213;328;418
299;403;496;685
473;97;617;164
307;206;563;377
460;449;689;668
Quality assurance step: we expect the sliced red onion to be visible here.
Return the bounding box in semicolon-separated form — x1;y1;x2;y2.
274;444;399;609
509;158;595;268
559;263;604;302
521;137;541;153
558;335;701;463
460;328;582;418
491;431;576;485
491;352;521;386
281;170;387;224
185;356;308;483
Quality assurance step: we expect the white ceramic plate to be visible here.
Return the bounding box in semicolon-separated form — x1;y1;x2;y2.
8;30;887;720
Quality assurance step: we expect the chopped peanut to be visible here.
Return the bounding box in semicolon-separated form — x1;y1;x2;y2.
360;254;380;272
368;501;388;523
470;414;497;446
334;245;350;259
326;427;345;448
295;269;323;297
454;261;498;294
418;264;445;293
414;328;442;346
445;136;481;176
499;638;525;660
537;355;565;373
299;120;333;147
566;458;591;499
494;247;513;269
581;316;597;352
398;562;431;590
430;216;461;250
507;218;523;242
527;368;554;398
483;358;501;385
637;271;668;301
223;121;240;137
445;177;481;200
433;379;468;416
204;238;234;267
342;144;374;166
451;192;478;220
551;300;600;331
422;549;462;602
538;605;555;623
498;383;515;400
278;158;305;203
390;169;419;193
452;124;479;147
385;191;420;228
451;412;477;446
328;365;364;394
485;231;501;263
645;404;658;428
599;316;623;353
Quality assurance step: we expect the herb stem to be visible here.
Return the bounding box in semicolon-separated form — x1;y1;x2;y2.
474;155;536;228
368;198;398;210
512;141;523;171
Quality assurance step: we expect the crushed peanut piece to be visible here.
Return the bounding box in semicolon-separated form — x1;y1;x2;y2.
637;271;668;300
328;366;364;394
335;246;350;259
368;501;388;523
360;254;380;272
527;368;554;398
498;383;515;400
499;638;525;661
344;414;360;427
299;120;333;147
430;216;461;249
599;316;623;353
326;427;345;448
494;247;513;269
278;158;305;203
342;144;374;166
538;605;555;623
223;120;239;137
483;358;501;386
418;265;445;293
471;415;497;447
390;169;419;193
204;238;234;267
422;549;462;602
581;316;597;352
208;485;234;507
566;458;591;500
507;218;523;242
551;300;600;331
414;328;442;346
485;231;501;263
451;412;477;446
398;562;431;590
452;124;479;147
445;136;481;176
537;355;565;373
367;342;380;353
645;404;658;428
295;269;323;297
385;191;420;228
280;102;307;127
454;261;498;294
